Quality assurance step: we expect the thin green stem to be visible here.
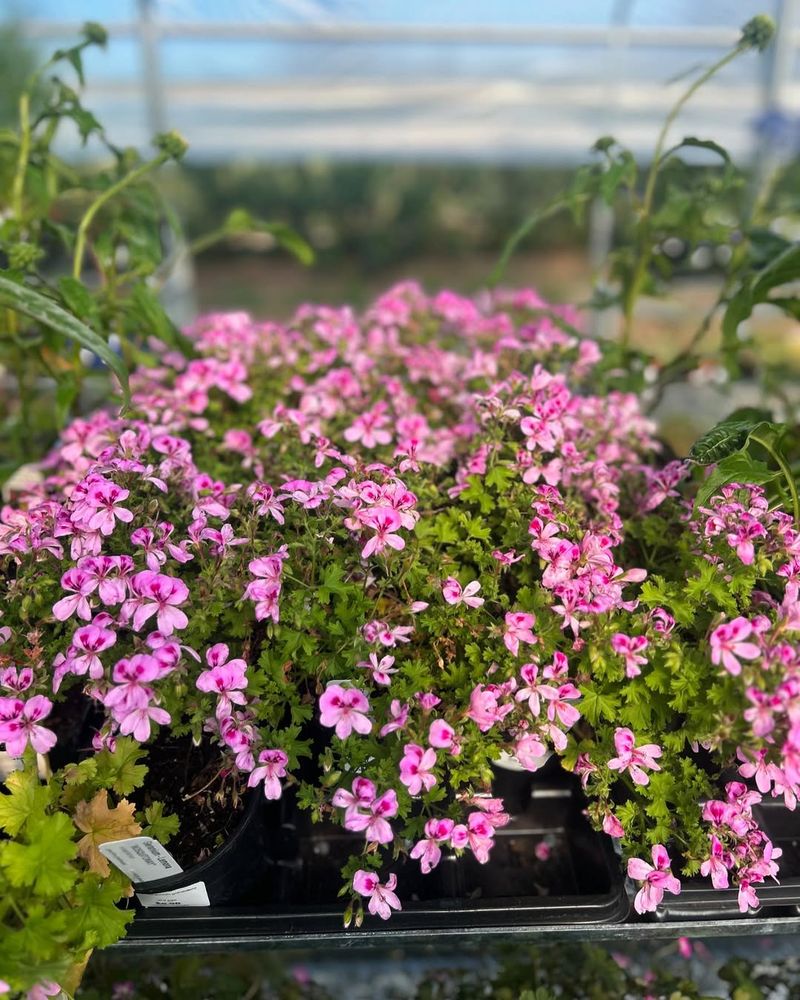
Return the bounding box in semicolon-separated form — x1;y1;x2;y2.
620;44;745;348
750;432;800;527
11;92;31;219
72;154;169;280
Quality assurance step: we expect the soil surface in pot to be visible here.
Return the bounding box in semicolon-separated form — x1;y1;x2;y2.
141;734;246;868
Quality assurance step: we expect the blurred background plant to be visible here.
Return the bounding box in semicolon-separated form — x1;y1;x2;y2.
78;938;800;999
0;21;312;484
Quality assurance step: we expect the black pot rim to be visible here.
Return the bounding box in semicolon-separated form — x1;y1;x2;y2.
131;788;262;893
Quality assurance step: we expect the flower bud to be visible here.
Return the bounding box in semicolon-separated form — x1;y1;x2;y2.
740;15;775;52
153;130;189;161
83;22;109;47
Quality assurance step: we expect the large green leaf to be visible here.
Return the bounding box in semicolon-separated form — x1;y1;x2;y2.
722;241;800;359
0;274;129;406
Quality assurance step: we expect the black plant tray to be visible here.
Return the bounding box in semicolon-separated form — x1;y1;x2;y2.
124;771;627;945
655;798;800;920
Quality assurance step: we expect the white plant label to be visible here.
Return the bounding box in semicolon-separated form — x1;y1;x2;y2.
137;882;210;908
99;836;184;883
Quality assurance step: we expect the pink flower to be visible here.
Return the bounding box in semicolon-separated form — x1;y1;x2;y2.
399;743;437;795
503;612;537;656
248;748;289;799
515;733;549;770
737;747;772;794
700;835;730;889
543;682;581;729
428;718;455;749
196;643;248;716
319;683;372;739
360;507;405;559
627;844;681;914
602;812;624;838
492;549;523;566
344;404;392;449
379;699;409;737
85;480;133;535
104;655;161;714
352;869;401;920
118;704;170;742
70;623;117;678
358;652;397;685
610;633;649;679
727;515;766;565
442;577;484;609
608;727;662;786
0;695;57;757
53;568;95;621
466;684;514;733
710;618;761;676
332;777;377;818
344;789;398;844
410;818;454;873
130;571;190;635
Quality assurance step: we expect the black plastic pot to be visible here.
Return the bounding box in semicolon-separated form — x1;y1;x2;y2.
654;798;800;921
125;769;627;942
131;791;270;907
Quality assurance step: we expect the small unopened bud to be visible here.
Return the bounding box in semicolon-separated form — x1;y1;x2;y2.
83;22;109;47
7;243;44;271
740;15;775;52
342;903;353;928
153;130;189;161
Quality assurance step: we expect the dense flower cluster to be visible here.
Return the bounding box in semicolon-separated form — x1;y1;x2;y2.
1;283;798;938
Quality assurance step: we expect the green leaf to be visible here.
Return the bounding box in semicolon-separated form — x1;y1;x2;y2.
660;136;732;169
224;210;315;266
128;283;194;357
0;274;130;407
722;242;800;359
1;813;78;897
0;767;51;837
694;451;779;509
140;801;179;845
56;275;96;322
689;420;757;465
70;875;134;949
93;738;148;797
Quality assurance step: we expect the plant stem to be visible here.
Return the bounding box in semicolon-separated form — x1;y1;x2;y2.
11;92;31;219
749;431;800;527
620;44;745;348
72;154;168;280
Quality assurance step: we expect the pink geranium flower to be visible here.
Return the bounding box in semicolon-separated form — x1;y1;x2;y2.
53;567;96;622
248;748;289;799
610;633;649;679
710;618;761;675
196;643;248;717
466;684;514;732
357;652;397;685
410;818;454;874
503;612;537;656
0;695;57;757
399;743;437;795
319;683;372;739
118;703;171;742
360;507;405;558
607;727;662;786
344;789;398;844
85;479;133;536
379;699;409;737
442;577;484;608
352;869;401;920
627;844;681;913
428;718;455;749
130;571;190;635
